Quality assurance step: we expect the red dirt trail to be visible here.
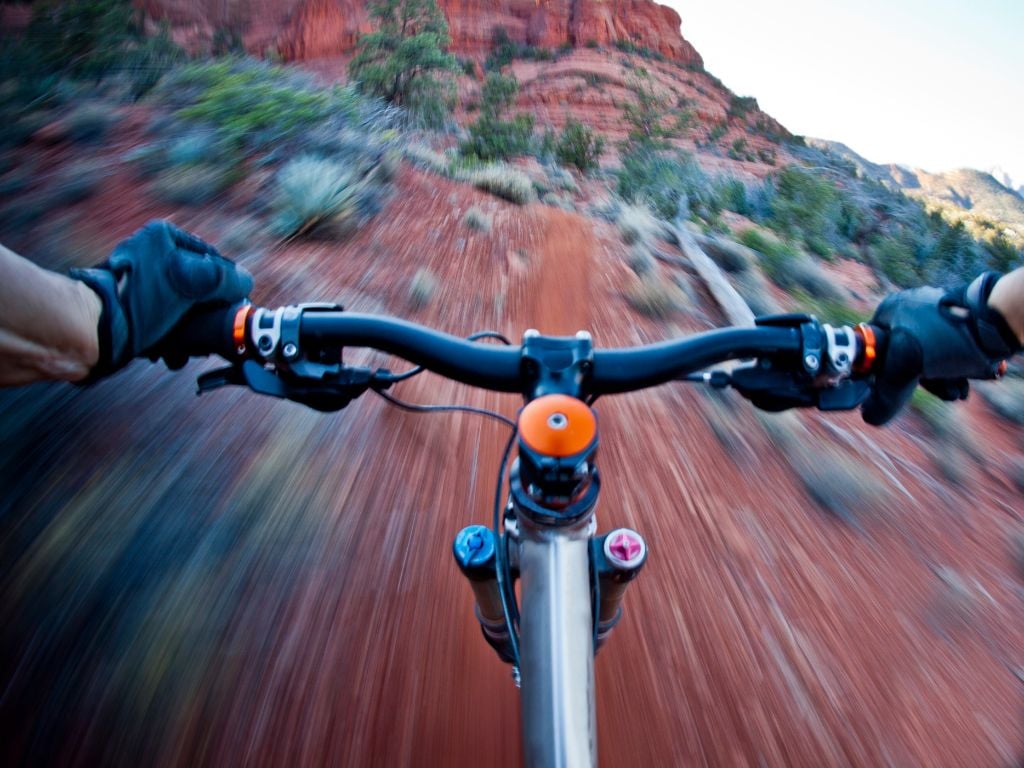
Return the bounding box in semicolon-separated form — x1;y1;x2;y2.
1;162;1022;768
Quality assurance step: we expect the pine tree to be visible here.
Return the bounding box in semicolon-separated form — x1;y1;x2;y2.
349;0;458;126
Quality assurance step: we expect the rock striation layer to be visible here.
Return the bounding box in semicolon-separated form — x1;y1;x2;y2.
137;0;703;66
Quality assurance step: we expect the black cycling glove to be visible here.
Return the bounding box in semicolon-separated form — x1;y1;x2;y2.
70;220;253;380
862;271;1020;425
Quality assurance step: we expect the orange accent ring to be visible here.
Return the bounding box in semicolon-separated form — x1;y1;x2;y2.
233;304;252;355
518;395;596;458
997;360;1008;378
854;323;876;374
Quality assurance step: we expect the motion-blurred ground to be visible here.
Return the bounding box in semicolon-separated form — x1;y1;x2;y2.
2;48;1023;768
3;167;1023;767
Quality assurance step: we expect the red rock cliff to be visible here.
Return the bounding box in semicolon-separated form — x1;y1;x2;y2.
137;0;703;67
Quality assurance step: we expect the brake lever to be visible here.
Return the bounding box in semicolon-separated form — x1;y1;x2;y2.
196;360;392;412
727;363;871;411
197;365;246;394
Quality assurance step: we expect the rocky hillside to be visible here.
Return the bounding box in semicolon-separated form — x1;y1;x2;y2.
137;0;703;65
809;139;1024;242
987;167;1024;198
2;5;1024;766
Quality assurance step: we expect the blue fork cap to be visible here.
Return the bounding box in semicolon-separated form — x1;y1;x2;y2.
453;525;496;572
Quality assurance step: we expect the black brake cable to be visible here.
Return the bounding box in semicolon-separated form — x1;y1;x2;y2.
493;427;521;668
372;385;522;667
385;330;514;382
590;542;601;651
371;388;517;430
372;329;517;428
367;328;522;665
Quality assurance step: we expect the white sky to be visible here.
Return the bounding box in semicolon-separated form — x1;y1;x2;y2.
666;0;1024;184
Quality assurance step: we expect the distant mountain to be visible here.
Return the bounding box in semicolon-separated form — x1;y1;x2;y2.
986;167;1024;198
807;139;1024;240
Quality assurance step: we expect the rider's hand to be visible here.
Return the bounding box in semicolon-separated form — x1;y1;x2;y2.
70;220;253;380
862;271;1021;425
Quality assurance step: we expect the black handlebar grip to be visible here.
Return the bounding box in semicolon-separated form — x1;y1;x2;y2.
162;302;247;362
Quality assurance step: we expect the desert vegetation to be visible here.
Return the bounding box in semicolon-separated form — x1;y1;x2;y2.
348;0;458;127
2;6;1022;767
461;72;534;161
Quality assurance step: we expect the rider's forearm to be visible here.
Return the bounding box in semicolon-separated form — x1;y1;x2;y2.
989;267;1024;347
0;244;101;386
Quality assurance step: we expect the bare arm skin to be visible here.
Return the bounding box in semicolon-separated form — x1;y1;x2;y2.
989;266;1024;345
0;244;101;386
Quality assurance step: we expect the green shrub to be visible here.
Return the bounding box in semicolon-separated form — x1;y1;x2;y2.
622;76;685;149
555;120;604;172
790;440;887;522
738;228;845;301
165;131;222;166
614;39;666;62
625;275;683;318
212;25;245;57
403;143;450;174
173;61;340;149
151;163;236;206
616;203;659;245
728;137;756;162
483;27;560;70
537;127;557;161
485;27;518;70
19;0;139;80
47;160;109;205
871;235;919;286
794;292;863;326
124;142;172;177
348;0;457;126
715;177;751;215
626;245;656;276
463;114;534;161
409;268;438;308
616;147;714;220
0;165;33;198
0;0;183;118
462;73;534;161
66;104;113;143
765;166;843;244
0;111;48;150
272;156;362;238
460;164;535;204
463;206;492;231
547;166;578;193
983;233;1021;273
727;94;758;120
123;23;186;98
699;235;756;273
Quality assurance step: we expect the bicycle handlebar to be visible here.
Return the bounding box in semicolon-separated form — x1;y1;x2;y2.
299;311;807;394
166;302;883;409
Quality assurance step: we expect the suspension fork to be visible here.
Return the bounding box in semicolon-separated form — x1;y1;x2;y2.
453;330;649;766
517;509;599;767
